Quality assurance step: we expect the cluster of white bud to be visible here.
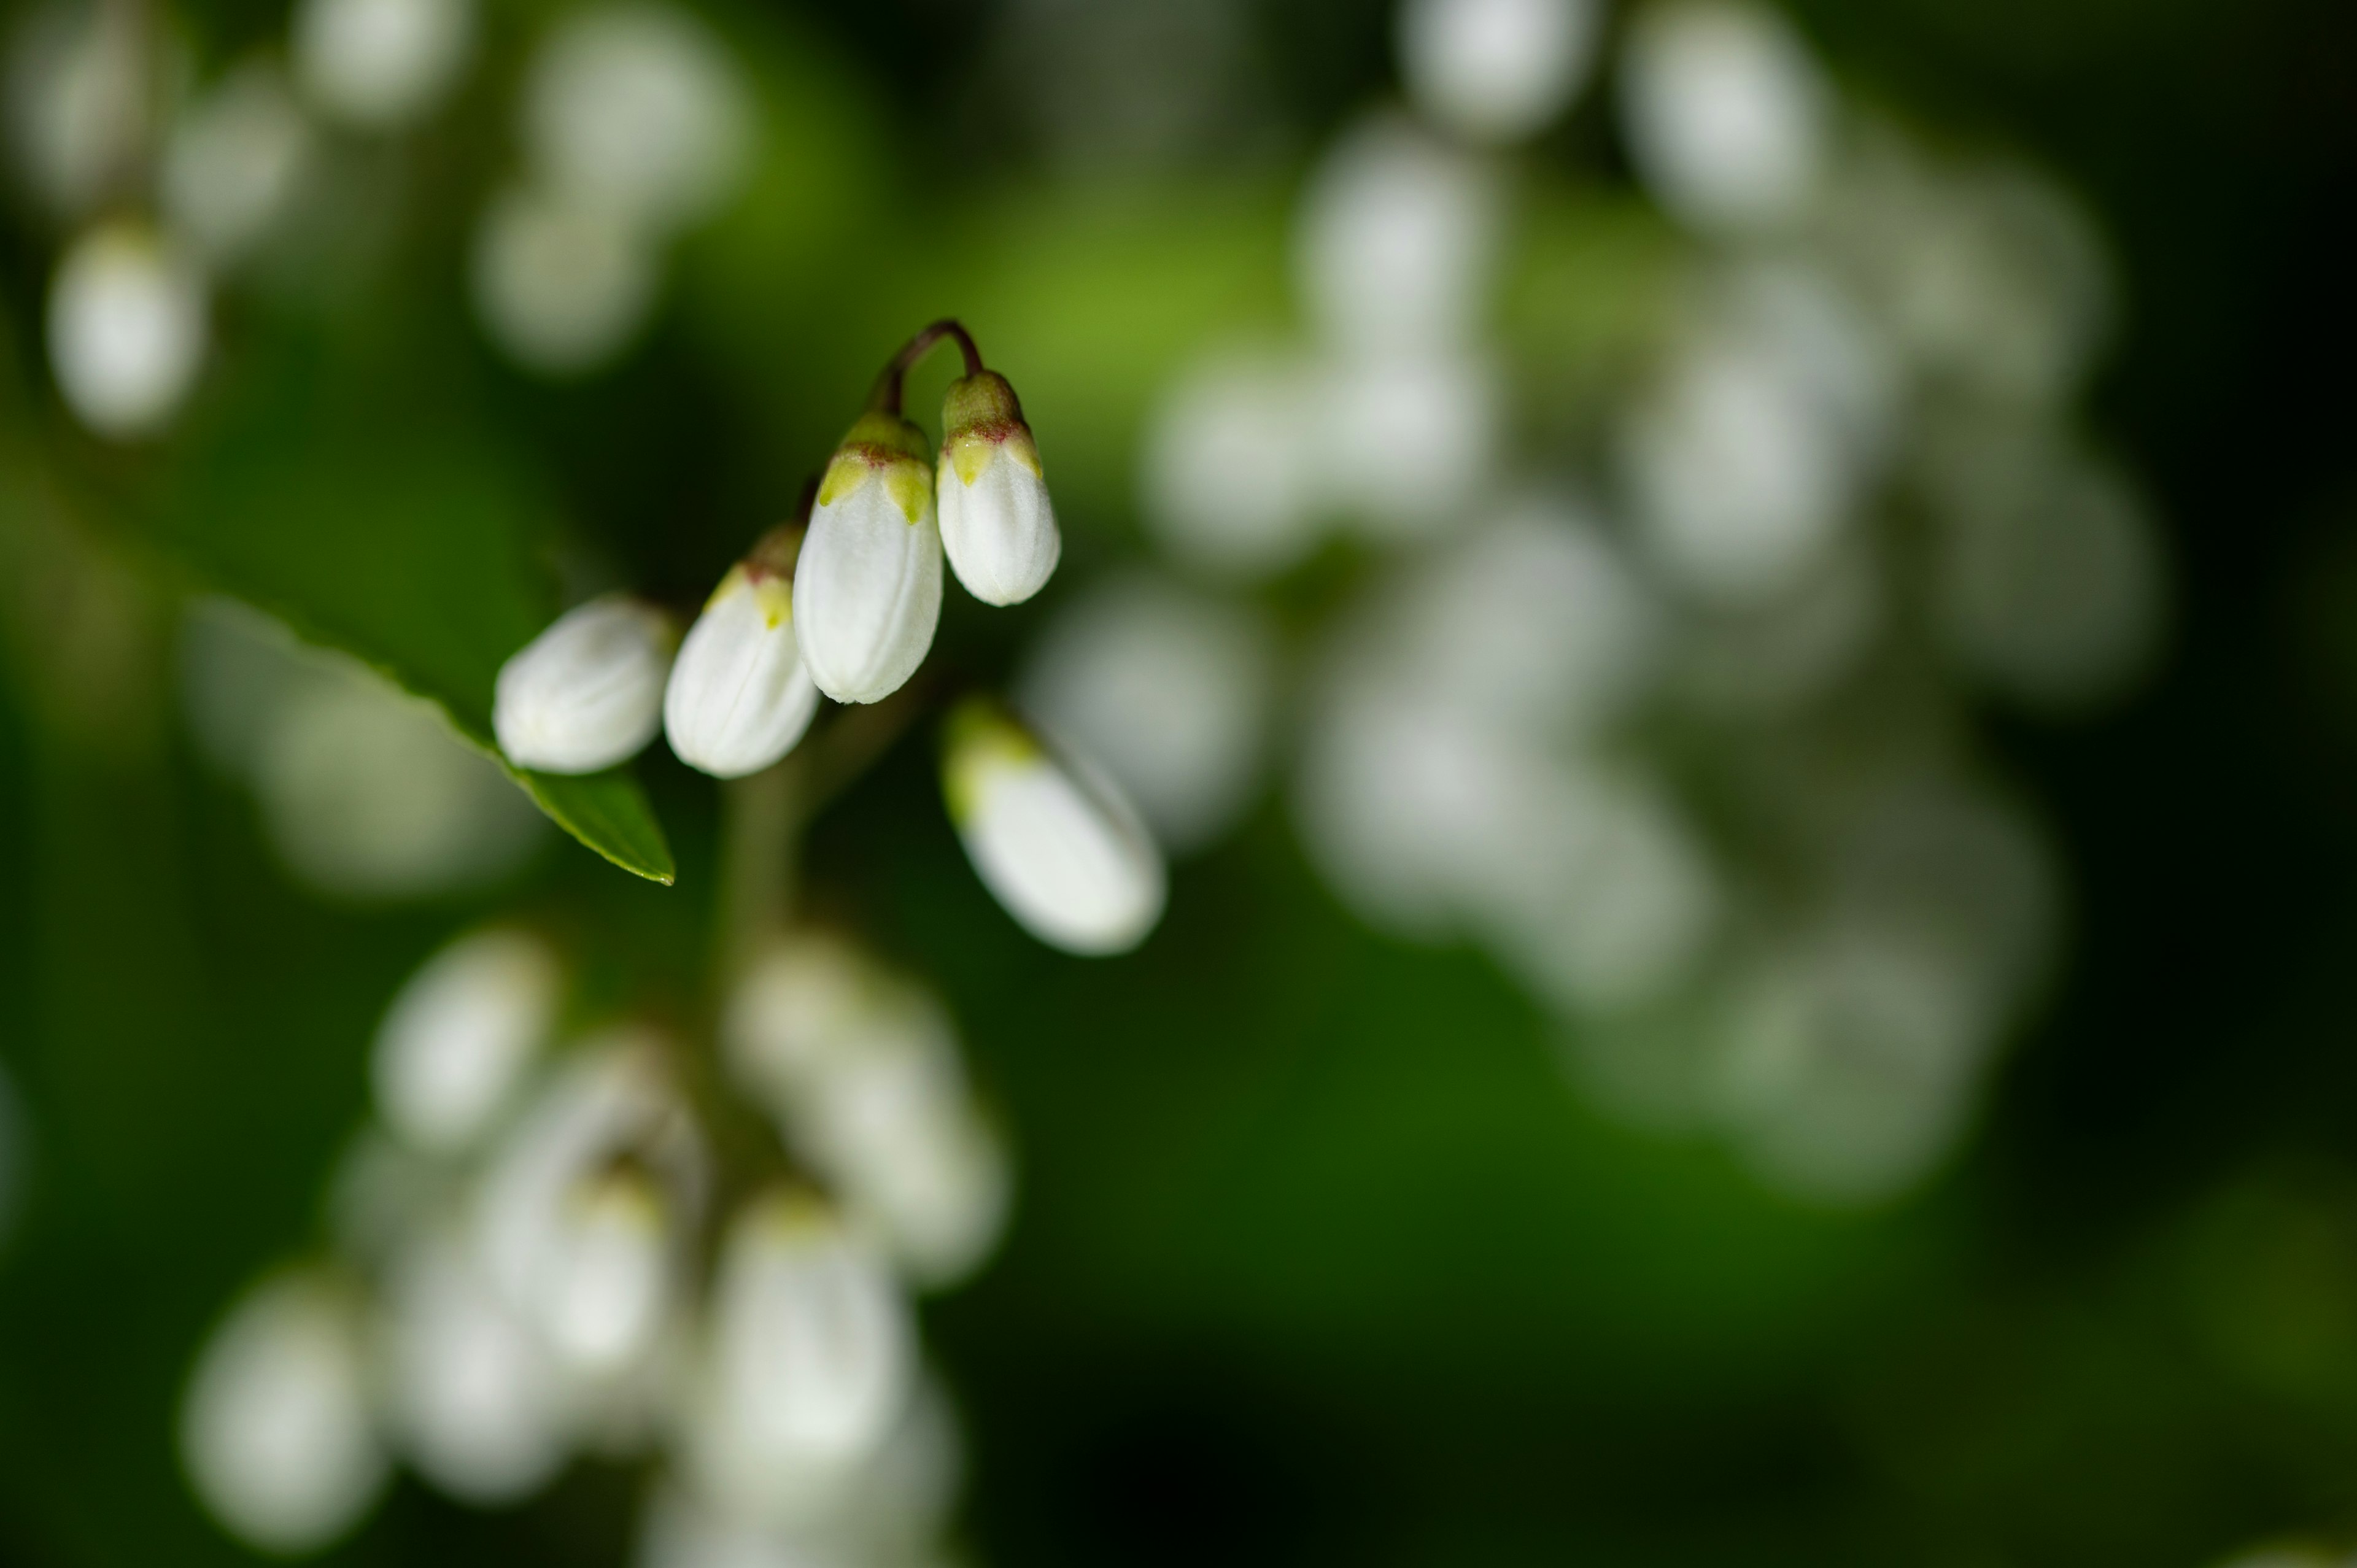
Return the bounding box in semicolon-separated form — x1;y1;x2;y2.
184;924;984;1561
1104;0;2158;1208
481;320;1157;953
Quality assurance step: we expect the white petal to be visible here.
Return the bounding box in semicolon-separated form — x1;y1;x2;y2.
1398;0;1600;145
937;446;1061;606
181;1272;387;1553
947;714;1166;956
47;222;207;439
665;570;820;777
372;927;559;1153
791;482;942;705
493;595;672;773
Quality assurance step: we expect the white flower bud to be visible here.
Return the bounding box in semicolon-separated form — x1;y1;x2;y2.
664;538;820;778
722;935;1010;1289
791;412;943;705
293;0;474;130
373;927;560;1153
1619;1;1829;234
1142;345;1326;580
47;222;207;439
1297;114;1500;356
682;1194;915;1523
381;1231;569;1504
1016;572;1276;854
935;371;1060;606
942;699;1165;956
478;1036;706;1388
471;182;660;376
522;2;753;238
181;1270;387;1553
493;594;675;773
1398;0;1600;145
161;62;313;266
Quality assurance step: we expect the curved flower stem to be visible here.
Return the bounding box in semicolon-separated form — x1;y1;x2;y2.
865;319;985;417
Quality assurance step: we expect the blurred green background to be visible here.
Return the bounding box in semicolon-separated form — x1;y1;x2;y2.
6;0;2357;1564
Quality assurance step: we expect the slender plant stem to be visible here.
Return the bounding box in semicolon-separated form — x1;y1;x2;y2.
716;752;805;980
865;319;985;416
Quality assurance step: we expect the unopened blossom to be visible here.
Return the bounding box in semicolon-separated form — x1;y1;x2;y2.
47;221;207;439
372;926;560;1153
493;595;675;773
1398;0;1600;145
935;370;1060;606
180;1270;387;1553
792;411;943;705
665;527;821;777
942;698;1165;956
1618;0;1829;234
681;1192;915;1523
292;0;474;129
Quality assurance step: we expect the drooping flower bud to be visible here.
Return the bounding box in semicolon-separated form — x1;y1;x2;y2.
492;594;675;773
381;1230;569;1504
935;371;1059;607
680;1192;915;1524
47;220;208;439
372;926;560;1154
941;698;1165;956
664;528;821;778
180;1269;388;1553
791;412;943;705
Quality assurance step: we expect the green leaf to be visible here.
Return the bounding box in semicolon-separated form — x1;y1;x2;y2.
511;767;678;885
139;349;677;885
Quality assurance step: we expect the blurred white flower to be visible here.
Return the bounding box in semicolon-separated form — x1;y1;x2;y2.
1142;345;1327;580
293;0;473;129
477;1036;705;1391
373;927;561;1154
665;560;820;779
679;1194;916;1526
255;663;546;900
1296;113;1501;355
1016;572;1277;854
793;415;944;706
1392;495;1662;739
162;61;313;266
6;0;150;217
1711;925;1984;1205
493;594;675;774
1924;419;2165;711
943;700;1166;956
937;371;1061;608
181;600;549;900
1618;0;1829;234
1672;543;1882;714
473;182;662;376
1834;135;2113;407
381;1229;571;1504
1317;349;1501;541
180;1270;388;1553
46;221;207;439
1398;0;1600;145
1620;328;1855;603
1484;762;1722;1016
521;2;753;239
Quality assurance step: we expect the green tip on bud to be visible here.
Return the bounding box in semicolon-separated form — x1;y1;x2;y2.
837;409;933;465
820;410;935;517
942;696;1039;824
942;371;1026;442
